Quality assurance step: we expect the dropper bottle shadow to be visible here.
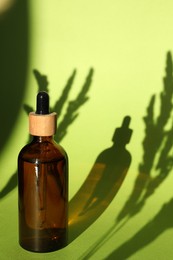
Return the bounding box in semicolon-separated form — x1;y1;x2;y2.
68;116;133;242
80;116;133;215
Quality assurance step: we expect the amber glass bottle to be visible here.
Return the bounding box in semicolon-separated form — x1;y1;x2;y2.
18;92;68;252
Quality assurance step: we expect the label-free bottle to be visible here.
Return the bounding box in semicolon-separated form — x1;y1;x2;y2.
18;91;68;252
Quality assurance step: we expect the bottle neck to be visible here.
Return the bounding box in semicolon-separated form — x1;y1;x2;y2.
32;136;54;143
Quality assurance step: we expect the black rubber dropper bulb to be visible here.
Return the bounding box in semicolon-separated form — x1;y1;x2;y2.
36;91;49;115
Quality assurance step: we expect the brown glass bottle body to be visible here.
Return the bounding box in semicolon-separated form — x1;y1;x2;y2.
18;136;68;252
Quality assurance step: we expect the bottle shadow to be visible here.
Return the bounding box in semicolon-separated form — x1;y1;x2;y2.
0;68;94;199
68;116;133;243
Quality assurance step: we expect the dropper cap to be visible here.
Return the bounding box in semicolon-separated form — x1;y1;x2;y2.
29;91;57;136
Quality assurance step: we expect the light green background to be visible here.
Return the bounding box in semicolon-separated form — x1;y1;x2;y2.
1;0;173;259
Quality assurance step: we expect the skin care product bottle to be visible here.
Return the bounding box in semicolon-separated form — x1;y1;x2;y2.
18;91;68;252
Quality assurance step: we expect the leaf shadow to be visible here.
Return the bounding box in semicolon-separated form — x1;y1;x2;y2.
78;51;173;259
106;197;173;259
116;51;173;223
0;68;94;199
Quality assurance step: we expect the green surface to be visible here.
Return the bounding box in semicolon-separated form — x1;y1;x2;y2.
1;0;173;259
